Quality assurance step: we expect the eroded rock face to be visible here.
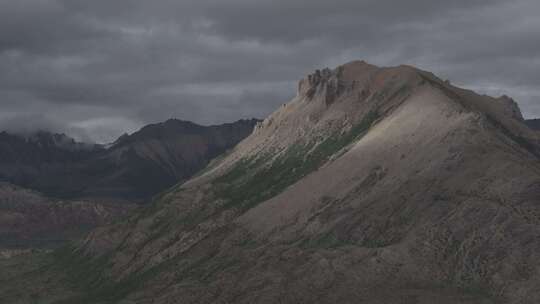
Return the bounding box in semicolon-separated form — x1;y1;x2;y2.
6;61;540;304
298;67;345;105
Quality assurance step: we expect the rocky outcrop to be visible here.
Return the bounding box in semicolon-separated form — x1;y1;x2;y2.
298;67;345;105
497;95;524;120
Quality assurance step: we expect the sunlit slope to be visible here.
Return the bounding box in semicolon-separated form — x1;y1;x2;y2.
37;61;540;304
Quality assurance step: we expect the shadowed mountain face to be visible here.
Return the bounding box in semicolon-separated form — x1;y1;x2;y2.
0;119;259;202
526;119;540;130
0;132;105;198
95;118;260;200
3;61;540;304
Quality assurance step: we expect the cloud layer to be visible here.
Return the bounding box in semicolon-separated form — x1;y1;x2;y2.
1;0;539;142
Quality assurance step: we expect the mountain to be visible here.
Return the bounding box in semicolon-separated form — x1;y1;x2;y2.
526;118;540;130
84;118;260;200
0;119;259;201
0;131;105;198
0;131;102;168
3;61;540;304
0;182;135;249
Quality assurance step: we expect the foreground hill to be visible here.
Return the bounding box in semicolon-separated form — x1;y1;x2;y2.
3;61;540;304
0;119;258;201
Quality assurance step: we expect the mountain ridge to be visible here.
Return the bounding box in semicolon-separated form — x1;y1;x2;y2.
526;118;540;131
0;118;259;201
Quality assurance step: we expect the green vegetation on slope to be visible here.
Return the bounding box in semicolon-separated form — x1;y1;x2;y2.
50;244;170;304
0;251;76;304
213;110;380;213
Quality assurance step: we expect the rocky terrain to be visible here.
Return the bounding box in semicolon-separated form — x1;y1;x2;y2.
2;61;540;304
0;182;135;249
0;119;258;201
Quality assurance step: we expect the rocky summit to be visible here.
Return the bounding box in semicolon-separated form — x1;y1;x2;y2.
2;61;540;304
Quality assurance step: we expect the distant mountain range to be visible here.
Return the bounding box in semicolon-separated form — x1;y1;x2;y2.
526;118;540;130
0;119;258;202
0;182;135;249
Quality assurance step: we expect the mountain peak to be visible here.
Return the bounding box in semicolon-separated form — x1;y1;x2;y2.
72;61;540;303
0;129;101;152
297;61;426;107
292;60;533;141
204;60;538;185
297;60;377;104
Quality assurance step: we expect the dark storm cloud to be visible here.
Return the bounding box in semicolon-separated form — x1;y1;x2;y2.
0;0;538;142
0;0;114;53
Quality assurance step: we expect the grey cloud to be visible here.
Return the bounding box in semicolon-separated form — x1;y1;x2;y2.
0;0;539;143
0;112;96;142
0;0;114;54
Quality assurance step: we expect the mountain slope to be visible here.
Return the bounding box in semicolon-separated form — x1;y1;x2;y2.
0;182;135;250
5;61;540;304
85;118;260;200
0;131;105;198
0;119;258;201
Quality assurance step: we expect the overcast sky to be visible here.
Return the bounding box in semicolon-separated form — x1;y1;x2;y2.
0;0;539;142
